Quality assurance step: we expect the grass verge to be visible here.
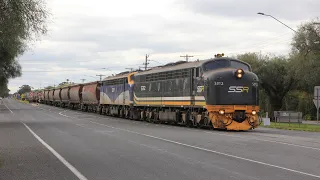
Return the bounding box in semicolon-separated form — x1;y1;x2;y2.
261;122;320;132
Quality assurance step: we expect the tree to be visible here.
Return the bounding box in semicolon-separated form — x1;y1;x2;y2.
237;53;296;113
57;81;75;88
0;0;48;96
292;18;320;57
0;77;10;97
44;86;54;89
286;19;320;119
17;85;32;95
291;20;320;93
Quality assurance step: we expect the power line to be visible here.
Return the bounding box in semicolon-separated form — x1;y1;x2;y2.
125;68;134;72
149;59;164;65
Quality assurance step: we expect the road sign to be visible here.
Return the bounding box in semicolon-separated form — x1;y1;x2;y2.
314;86;320;122
313;86;320;107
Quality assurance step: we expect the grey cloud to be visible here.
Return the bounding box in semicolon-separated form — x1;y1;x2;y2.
44;15;192;54
180;0;319;21
10;2;300;91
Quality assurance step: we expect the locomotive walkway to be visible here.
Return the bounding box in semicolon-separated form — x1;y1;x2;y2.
0;99;320;180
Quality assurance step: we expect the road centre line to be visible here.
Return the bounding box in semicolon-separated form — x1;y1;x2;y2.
58;111;320;179
54;108;320;151
204;131;320;151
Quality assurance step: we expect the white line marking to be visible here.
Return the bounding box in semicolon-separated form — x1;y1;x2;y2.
58;110;320;151
22;122;88;180
86;120;320;179
57;111;320;178
59;111;71;118
75;124;114;134
3;103;13;114
205;131;320;151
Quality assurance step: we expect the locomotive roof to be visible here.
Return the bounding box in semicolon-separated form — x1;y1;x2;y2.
135;59;205;76
103;72;132;81
135;57;250;76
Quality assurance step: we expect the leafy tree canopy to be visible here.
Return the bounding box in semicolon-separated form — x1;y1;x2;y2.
17;84;32;94
0;0;48;96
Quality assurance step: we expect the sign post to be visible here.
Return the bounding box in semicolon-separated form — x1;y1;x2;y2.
313;86;320;123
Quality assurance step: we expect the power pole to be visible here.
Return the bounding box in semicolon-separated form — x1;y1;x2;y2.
96;74;105;82
125;68;134;72
80;79;86;83
180;54;194;61
143;54;150;70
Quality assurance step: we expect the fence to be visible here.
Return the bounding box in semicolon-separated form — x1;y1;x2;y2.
273;111;303;123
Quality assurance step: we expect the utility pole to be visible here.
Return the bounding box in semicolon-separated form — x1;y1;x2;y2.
143;54;150;70
96;74;105;82
80;78;86;83
180;54;194;61
125;68;134;72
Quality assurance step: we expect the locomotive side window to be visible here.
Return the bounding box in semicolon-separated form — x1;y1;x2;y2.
203;60;229;71
195;67;200;77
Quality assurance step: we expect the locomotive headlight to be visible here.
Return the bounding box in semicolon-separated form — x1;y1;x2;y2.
235;68;244;79
252;110;257;115
219;109;225;115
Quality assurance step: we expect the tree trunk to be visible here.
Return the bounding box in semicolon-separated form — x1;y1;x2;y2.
269;96;283;119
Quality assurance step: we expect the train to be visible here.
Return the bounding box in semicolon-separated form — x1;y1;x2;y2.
24;55;260;130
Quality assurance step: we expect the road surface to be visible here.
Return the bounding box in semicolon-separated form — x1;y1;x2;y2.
0;99;320;180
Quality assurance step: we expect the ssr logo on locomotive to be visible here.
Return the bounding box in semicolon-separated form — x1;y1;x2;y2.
228;86;249;93
197;86;204;93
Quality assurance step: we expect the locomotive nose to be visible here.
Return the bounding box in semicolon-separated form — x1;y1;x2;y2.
204;68;259;106
204;68;260;130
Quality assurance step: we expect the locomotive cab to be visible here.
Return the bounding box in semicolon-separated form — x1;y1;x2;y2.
201;57;260;130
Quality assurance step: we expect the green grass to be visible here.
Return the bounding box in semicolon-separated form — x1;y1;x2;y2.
261;122;320;132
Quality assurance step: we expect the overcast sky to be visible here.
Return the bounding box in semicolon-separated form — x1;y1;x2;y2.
8;0;319;93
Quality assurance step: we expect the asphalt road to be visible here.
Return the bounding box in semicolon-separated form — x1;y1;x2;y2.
1;99;320;180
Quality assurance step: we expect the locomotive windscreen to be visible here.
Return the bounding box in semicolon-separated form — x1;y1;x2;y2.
203;59;250;72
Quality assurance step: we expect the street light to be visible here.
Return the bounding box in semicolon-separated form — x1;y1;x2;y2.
257;12;297;33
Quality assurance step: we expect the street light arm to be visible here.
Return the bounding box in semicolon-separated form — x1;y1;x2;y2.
268;15;297;33
257;12;297;33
